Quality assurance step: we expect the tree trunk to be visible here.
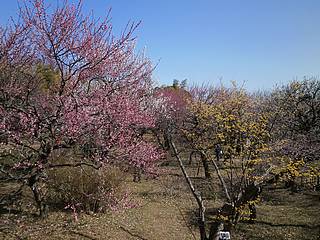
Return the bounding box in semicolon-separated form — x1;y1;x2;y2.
285;179;298;192
208;221;224;240
248;203;257;223
28;173;48;218
170;140;209;240
198;210;208;240
205;152;231;203
316;176;320;191
133;168;142;182
29;182;48;218
200;152;211;179
163;131;171;150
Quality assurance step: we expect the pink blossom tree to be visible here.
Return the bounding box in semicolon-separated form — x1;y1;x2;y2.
0;0;161;217
151;84;190;150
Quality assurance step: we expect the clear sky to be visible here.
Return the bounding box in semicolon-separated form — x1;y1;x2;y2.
1;0;319;91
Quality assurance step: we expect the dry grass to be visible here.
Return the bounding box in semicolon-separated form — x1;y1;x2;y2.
0;161;319;240
235;188;320;240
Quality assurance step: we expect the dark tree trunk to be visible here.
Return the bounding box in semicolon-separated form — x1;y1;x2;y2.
208;221;224;240
133;168;142;182
285;179;298;192
198;218;208;240
163;131;171;150
28;175;48;218
316;176;320;191
200;152;211;179
248;203;257;223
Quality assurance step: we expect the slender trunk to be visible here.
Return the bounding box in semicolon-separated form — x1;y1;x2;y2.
170;140;208;240
208;221;224;240
133;168;142;182
28;174;48;218
202;151;231;203
163;130;170;150
198;206;208;240
248;203;257;223
154;130;166;150
286;179;298;192
200;152;211;179
316;176;320;191
189;151;198;165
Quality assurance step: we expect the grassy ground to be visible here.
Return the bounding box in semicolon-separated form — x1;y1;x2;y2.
236;188;320;239
1;160;320;240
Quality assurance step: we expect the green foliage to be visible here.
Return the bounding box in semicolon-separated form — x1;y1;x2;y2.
172;79;179;89
36;64;60;94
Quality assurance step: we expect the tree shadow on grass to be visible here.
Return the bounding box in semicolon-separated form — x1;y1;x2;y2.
0;206;21;215
69;230;98;240
184;207;222;229
253;220;320;230
119;226;149;240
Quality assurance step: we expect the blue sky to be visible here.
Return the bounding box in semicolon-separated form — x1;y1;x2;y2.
1;0;319;91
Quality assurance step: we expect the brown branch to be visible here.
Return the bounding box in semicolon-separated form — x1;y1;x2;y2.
169;140;208;240
202;151;232;203
48;162;101;170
